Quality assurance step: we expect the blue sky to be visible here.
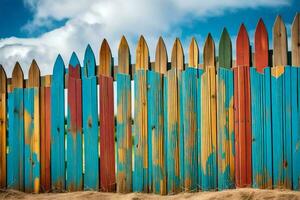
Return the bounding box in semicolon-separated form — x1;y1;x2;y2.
0;0;299;77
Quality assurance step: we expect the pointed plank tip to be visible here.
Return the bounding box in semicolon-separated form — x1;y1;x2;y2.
100;38;113;76
69;52;80;67
154;36;167;74
118;36;130;74
219;28;232;68
188;37;199;68
0;64;6;93
203;33;215;70
171;38;184;70
28;59;40;87
136;35;149;70
12;62;24;89
292;12;300;66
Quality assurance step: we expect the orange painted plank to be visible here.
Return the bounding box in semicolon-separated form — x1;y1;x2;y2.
255;19;269;72
0;65;6;188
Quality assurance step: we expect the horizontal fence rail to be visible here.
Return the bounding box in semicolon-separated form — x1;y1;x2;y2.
0;14;300;194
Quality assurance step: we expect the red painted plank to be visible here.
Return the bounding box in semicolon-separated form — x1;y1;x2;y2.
234;24;252;187
255;19;269;73
99;75;116;192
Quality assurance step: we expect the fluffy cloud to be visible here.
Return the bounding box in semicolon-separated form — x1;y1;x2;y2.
0;0;291;77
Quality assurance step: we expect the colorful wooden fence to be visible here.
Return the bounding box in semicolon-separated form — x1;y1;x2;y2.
0;14;300;194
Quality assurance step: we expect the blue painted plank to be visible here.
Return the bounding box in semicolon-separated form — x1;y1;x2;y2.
147;71;166;194
7;89;24;191
51;55;65;190
197;68;203;190
116;73;132;193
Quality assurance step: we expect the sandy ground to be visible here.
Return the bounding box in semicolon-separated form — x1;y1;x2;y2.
0;188;299;200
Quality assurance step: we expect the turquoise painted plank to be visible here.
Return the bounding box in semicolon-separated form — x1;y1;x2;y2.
7;89;24;191
82;45;99;190
292;66;300;190
116;73;132;193
133;69;148;192
178;70;184;191
271;66;292;189
147;71;166;194
197;69;203;190
51;55;65;190
181;67;198;192
217;67;235;190
24;88;40;193
164;68;180;194
250;67;272;189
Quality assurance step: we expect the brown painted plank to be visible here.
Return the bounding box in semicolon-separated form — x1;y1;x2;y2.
203;34;215;71
11;62;24;91
118;36;130;74
273;16;287;67
28;60;40;87
171;38;184;70
0;65;7;188
99;39;113;76
189;37;199;68
292;13;300;66
154;37;167;74
234;23;252;187
255;19;269;72
136;35;149;71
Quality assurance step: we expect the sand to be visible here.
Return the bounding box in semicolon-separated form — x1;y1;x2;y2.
0;188;299;200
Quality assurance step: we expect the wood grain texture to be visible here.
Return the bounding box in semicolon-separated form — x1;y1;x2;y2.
219;28;232;68
273;16;287;67
234;24;252;188
255;19;269;72
188;37;199;68
201;34;217;190
136;35;149;71
118;36;130;74
99;39;113;77
154;37;167;74
28;60;40;88
292;13;300;66
0;65;6;188
11;62;24;90
171;38;184;70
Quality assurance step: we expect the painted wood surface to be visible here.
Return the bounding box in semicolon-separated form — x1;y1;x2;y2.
99;41;115;192
82;45;99;190
182;67;198;191
200;34;217;191
99;39;113;77
234;24;252;187
7;63;24;191
154;37;167;74
189;38;199;68
133;36;149;192
51;55;65;190
171;38;184;70
116;36;132;193
217;28;235;190
67;52;83;191
292;13;300;66
251;19;272;189
0;65;6;188
272;16;292;189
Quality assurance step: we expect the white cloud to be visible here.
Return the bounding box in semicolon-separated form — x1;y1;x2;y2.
0;0;291;77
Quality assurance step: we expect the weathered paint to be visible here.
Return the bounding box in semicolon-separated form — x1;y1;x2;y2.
82;45;99;190
99;75;115;192
217;67;235;190
181;67;198;192
250;67;272;189
197;69;203;190
164;68;180;194
147;70;166;194
116;73;132;193
271;66;292;189
0;66;6;188
51;55;65;190
24;88;40;193
133;70;148;192
67;52;83;191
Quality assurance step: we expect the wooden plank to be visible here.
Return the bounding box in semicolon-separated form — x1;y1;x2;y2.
0;65;6;188
98;42;115;192
272;16;292;189
181;67;198;191
133;36;149;192
164;68;180;194
51;55;65;190
234;24;252;187
188;37;199;68
218;28;232;68
292;13;300;66
67;52;83;191
197;68;203;190
171;38;184;70
99;39;113;77
255;19;269;72
116;35;132;193
7;63;24;191
201;34;217;190
82;45;99;190
24;60;40;193
217;29;235;190
154;37;167;74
